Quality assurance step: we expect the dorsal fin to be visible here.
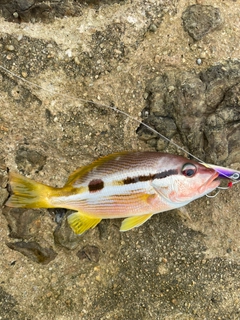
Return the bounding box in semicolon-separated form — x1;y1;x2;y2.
64;151;131;186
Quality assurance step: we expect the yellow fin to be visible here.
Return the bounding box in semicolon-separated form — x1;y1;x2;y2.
120;214;153;232
6;172;56;208
67;212;101;235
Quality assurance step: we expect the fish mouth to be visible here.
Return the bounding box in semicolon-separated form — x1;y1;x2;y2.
198;171;220;194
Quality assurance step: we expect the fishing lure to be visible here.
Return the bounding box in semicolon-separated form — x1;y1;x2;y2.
197;163;240;197
1;65;239;234
203;164;240;182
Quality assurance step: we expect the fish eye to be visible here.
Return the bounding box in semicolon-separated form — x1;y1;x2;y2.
182;163;197;177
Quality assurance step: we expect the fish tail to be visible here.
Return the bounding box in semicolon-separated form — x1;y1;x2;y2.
6;172;57;209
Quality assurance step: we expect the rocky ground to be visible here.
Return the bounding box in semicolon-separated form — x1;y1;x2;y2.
0;0;239;319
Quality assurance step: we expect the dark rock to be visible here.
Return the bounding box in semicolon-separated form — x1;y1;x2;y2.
0;34;58;78
53;212;83;250
0;158;9;206
0;286;26;320
0;0;82;23
0;173;8;189
0;0;126;23
97;219;111;240
6;241;57;264
0;157;7;186
82;0;126;6
2;207;42;239
52;208;67;224
137;60;240;164
182;5;223;41
0;172;8;210
15;146;47;174
204;83;240;163
76;245;100;263
0;188;8;207
17;0;34;11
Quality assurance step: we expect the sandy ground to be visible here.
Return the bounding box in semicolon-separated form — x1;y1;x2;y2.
0;0;239;319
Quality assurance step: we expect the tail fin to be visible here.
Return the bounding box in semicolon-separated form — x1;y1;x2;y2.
6;172;57;209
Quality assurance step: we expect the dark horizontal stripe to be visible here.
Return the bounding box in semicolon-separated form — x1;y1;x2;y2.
154;169;178;180
123;169;178;185
88;179;104;192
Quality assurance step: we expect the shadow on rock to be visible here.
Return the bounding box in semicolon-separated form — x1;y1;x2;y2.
6;241;57;264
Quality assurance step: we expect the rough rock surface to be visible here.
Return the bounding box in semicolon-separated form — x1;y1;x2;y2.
2;207;43;239
137;60;240;164
6;241;57;264
182;4;223;41
0;0;239;319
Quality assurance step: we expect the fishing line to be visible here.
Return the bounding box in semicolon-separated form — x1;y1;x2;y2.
0;65;203;161
0;65;239;186
206;190;220;198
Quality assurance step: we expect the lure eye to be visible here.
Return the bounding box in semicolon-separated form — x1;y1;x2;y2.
182;163;197;177
230;173;239;180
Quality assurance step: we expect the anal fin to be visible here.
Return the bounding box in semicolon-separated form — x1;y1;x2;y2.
67;212;101;235
120;214;153;232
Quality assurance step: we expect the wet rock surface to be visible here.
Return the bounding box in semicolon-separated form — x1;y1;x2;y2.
2;207;43;239
53;211;84;250
0;0;239;319
137;60;240;164
6;241;57;264
0;0;83;23
90;216;240;320
15;147;47;174
77;245;100;263
0;287;27;320
182;4;223;41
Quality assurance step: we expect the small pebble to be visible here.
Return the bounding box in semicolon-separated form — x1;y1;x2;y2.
21;72;28;78
171;298;178;305
65;49;72;58
154;55;161;63
6;45;15;51
199;51;207;59
74;57;80;65
149;24;157;32
95;275;101;282
168;86;175;92
143;92;148;100
196;58;202;65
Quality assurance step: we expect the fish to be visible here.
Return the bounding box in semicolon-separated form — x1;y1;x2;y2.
5;151;220;235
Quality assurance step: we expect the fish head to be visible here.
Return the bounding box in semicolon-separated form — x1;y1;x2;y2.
168;159;220;204
154;155;220;205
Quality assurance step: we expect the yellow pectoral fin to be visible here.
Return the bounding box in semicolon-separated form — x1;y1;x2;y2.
67;212;101;235
120;213;153;232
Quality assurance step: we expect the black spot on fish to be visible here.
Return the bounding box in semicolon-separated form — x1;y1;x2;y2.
88;179;104;192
